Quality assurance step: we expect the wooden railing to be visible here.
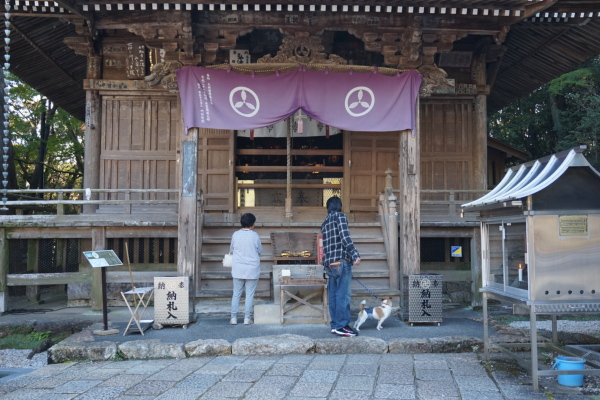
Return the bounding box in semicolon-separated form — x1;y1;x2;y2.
2;188;179;215
420;189;489;220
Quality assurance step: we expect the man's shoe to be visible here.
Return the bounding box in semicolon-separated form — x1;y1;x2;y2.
331;329;336;334
230;318;237;325
334;326;357;337
244;318;253;325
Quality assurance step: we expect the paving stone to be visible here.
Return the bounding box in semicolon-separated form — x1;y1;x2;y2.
206;355;246;365
236;358;277;370
415;368;453;381
276;354;315;364
334;375;375;391
253;375;298;390
154;387;210;399
460;390;506;400
113;396;155;400
450;363;489;376
222;369;265;382
306;360;343;371
373;383;416;399
313;354;346;362
416;380;459;398
119;365;165;375
175;373;221;390
68;369;122;380
414;359;449;370
266;363;306;376
0;388;55;400
328;389;373;400
98;374;148;388
500;384;549;400
243;386;288;400
125;379;174;395
193;363;236;375
491;370;523;385
232;335;314;356
378;369;414;385
380;353;414;364
41;394;77;400
146;369;193;381
71;386;126;400
285;397;326;400
315;337;387;354
388;338;432;354
346;354;382;364
289;381;333;398
26;364;76;377
0;374;42;387
299;369;338;384
27;375;73;389
203;381;252;397
454;374;498;391
340;363;379;376
168;356;213;371
52;380;102;393
100;360;145;369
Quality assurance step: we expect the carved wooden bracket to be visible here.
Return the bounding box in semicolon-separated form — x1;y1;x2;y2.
350;17;468;70
145;61;183;93
64;19;96;56
199;28;254;64
493;26;510;45
257;32;347;65
418;64;453;97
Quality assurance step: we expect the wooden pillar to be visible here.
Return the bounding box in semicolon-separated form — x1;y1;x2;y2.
399;105;421;277
0;228;8;312
91;227;105;311
83;55;102;214
388;194;399;289
473;57;488;191
26;239;39;302
178;127;198;278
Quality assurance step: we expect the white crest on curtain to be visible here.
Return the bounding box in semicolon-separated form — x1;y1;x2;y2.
237;110;342;137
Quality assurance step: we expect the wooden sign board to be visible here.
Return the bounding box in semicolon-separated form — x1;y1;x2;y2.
154;276;190;325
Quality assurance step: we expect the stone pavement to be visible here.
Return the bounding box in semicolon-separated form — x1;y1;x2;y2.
0;351;597;400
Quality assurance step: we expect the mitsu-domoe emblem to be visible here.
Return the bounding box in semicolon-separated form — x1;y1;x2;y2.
229;87;260;117
345;86;375;117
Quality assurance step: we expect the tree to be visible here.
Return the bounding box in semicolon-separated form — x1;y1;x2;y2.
489;55;600;169
7;73;85;194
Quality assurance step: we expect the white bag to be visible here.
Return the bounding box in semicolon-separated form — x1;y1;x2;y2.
222;253;233;268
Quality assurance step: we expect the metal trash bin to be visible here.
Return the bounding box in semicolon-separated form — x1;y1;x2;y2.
402;274;442;326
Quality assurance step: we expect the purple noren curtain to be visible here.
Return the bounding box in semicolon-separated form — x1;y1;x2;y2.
177;66;422;132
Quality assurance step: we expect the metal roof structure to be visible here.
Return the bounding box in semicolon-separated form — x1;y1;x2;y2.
462;145;600;209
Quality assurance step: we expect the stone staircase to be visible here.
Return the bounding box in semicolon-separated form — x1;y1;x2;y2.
195;211;400;315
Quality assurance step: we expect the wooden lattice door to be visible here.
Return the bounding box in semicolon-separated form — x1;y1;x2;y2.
343;131;400;213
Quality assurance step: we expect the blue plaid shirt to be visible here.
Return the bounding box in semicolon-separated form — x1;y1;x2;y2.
321;211;360;267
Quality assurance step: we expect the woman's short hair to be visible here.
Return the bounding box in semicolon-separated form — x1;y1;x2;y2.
326;196;342;213
240;213;256;228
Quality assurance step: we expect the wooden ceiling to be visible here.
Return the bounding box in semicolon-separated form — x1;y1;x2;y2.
3;0;600;120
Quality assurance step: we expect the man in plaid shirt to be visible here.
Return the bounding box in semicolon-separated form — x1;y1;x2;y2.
321;196;361;337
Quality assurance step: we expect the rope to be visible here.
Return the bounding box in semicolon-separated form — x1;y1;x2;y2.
352;275;381;301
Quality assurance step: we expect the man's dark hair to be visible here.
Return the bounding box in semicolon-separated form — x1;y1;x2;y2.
326;196;342;213
240;213;256;228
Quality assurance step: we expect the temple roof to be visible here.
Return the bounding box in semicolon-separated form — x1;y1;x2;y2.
4;0;600;121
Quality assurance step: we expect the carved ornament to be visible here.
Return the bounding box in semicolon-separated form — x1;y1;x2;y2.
257;35;347;65
145;61;183;93
418;64;453;97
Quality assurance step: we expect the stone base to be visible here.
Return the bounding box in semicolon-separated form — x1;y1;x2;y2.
254;303;328;325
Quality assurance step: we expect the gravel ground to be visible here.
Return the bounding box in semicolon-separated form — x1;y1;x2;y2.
0;349;47;369
509;319;600;334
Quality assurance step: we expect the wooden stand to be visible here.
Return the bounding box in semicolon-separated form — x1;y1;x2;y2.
121;287;154;335
279;277;328;325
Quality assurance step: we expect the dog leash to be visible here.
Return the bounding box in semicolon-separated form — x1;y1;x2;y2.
352;275;381;301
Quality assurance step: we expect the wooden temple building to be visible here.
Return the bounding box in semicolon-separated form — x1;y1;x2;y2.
0;0;599;313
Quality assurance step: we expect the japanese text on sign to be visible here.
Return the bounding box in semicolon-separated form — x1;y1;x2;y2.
154;277;189;324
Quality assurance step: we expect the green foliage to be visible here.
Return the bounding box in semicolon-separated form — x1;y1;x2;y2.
29;330;52;341
0;330;50;350
6;73;85;205
489;55;600;170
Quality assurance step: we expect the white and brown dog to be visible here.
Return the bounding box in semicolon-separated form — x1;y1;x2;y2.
353;297;393;331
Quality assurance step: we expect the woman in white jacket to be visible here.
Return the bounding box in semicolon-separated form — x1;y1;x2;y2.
229;213;263;325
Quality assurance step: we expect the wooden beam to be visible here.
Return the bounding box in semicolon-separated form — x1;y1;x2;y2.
178;127;198;278
54;0;90;18
399;125;420;277
91;227;105;311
